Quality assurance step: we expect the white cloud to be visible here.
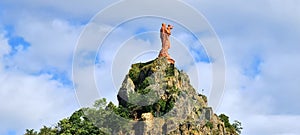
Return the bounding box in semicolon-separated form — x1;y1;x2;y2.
0;32;11;58
0;0;119;22
186;62;212;96
1;28;77;135
0;5;82;134
217;36;300;134
217;51;300;134
6;17;83;75
244;114;300;135
0;59;78;135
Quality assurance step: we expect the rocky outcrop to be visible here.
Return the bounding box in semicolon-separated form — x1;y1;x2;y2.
116;57;237;135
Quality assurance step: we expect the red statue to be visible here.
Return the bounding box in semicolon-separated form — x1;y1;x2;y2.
158;23;175;64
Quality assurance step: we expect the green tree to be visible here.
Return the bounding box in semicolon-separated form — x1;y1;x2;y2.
38;126;56;135
232;120;243;134
25;109;106;135
84;98;132;134
24;129;37;135
57;109;106;135
219;114;231;128
218;114;242;135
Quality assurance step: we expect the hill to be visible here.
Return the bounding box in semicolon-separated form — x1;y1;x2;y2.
25;57;242;135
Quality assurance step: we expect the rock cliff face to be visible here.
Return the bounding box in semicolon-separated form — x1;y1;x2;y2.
116;57;237;135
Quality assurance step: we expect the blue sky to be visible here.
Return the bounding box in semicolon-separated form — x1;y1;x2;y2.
0;0;300;135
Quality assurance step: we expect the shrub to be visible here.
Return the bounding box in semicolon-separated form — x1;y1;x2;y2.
165;64;175;76
232;120;243;134
205;121;214;129
219;114;231;128
219;114;242;134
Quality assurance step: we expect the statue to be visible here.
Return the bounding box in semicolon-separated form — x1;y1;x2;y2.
158;23;175;64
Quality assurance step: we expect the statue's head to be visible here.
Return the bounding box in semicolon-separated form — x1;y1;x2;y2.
168;24;173;29
162;23;166;27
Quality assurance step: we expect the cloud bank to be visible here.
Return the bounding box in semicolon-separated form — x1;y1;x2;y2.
0;0;299;135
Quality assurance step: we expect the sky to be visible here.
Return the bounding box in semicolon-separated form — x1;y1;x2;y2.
0;0;300;135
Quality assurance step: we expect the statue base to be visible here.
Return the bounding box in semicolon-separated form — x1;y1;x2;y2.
158;50;175;64
167;58;175;64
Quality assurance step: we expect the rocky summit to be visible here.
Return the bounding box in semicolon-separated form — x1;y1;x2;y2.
24;57;241;135
115;57;239;135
